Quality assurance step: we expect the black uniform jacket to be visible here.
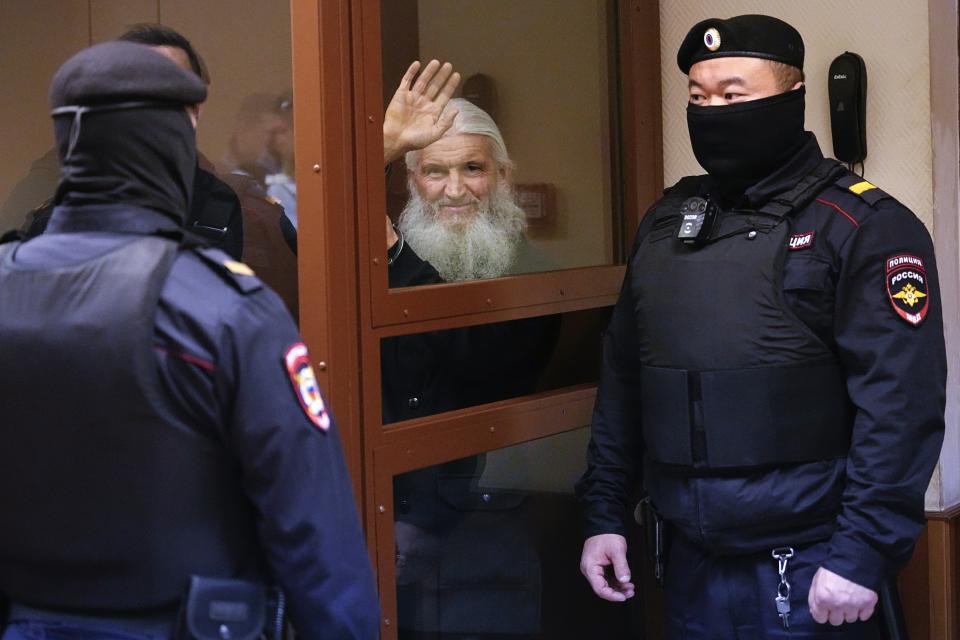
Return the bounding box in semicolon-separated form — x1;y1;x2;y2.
6;204;379;639
578;134;946;590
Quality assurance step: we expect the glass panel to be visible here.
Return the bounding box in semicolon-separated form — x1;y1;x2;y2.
393;427;642;638
0;2;298;318
381;0;617;286
381;307;610;425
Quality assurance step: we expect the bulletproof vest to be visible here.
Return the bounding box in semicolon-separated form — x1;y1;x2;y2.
635;160;854;470
0;235;262;612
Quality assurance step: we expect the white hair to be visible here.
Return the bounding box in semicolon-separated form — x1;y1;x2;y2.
405;98;512;172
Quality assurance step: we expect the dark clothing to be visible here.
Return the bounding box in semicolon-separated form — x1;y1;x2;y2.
577;134;946;590
191;158;245;259
0;233;262;610
53;106;196;223
19;160;245;262
385;243;559;528
631;157;851;470
0;205;378;639
382;244;558;424
664;536;880;639
218;171;299;318
385;244;558;636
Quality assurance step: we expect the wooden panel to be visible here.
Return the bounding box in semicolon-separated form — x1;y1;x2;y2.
900;527;931;639
90;0;159;42
619;0;663;237
290;0;365;498
372;388;596;637
372;265;624;328
0;0;89;232
927;511;959;638
334;0;665;636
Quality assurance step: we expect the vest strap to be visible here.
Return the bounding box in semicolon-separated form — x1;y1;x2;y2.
758;159;847;218
641;362;852;469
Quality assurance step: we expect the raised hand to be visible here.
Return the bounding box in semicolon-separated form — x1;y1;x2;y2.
383;60;461;164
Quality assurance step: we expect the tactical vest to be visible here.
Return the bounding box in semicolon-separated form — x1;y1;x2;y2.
0;235;262;612
635;160;854;470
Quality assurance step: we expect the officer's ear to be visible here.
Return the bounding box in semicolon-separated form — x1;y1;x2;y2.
791;81;804;92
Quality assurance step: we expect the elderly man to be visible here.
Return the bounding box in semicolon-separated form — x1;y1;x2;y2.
379;62;558;638
379;59;557;421
576;14;945;638
383;63;530;285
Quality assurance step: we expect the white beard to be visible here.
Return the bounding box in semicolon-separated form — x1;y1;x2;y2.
398;181;527;282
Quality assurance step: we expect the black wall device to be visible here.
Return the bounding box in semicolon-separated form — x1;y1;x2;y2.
828;51;868;164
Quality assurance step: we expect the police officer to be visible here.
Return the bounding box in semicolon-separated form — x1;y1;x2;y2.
576;14;946;637
0;42;378;639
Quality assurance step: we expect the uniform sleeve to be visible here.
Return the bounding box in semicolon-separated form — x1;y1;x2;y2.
575;217;653;538
218;290;379;640
823;204;946;589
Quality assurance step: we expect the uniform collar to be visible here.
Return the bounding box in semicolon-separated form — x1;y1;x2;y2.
739;133;825;209
46;203;182;235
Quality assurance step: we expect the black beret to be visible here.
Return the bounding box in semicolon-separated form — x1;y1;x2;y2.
677;14;804;74
50;41;207;109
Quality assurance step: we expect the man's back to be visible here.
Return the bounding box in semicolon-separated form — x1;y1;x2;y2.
0;203;379;637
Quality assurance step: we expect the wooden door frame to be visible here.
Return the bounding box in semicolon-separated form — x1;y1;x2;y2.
292;0;662;635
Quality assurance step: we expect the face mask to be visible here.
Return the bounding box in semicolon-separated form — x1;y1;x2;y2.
686;87;806;192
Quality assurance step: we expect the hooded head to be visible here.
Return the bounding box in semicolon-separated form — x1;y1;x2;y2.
49;40;207;222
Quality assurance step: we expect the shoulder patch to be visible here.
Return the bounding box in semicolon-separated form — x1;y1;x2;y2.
193;247;264;295
835;174;892;207
284;342;331;432
886;254;930;326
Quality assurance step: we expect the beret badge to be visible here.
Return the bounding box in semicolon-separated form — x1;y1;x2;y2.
703;28;721;52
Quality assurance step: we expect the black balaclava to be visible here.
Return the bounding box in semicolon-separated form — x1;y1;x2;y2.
677;15;808;199
687;87;807;197
48;41;207;223
53;106;196;221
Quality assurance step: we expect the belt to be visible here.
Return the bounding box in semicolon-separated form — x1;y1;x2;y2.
7;603;175;638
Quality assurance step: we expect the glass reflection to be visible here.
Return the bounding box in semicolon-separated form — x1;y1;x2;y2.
394;428;642;639
380;305;612;426
382;0;616;282
0;14;297;318
381;313;561;425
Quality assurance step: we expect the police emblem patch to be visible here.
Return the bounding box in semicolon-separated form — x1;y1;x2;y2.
284;342;331;431
788;231;815;250
886;254;929;326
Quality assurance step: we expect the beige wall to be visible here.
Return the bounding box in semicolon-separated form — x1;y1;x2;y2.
0;0;291;232
662;1;960;511
418;0;614;273
927;0;960;512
